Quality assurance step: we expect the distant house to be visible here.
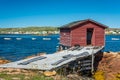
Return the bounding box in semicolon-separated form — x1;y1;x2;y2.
59;19;108;49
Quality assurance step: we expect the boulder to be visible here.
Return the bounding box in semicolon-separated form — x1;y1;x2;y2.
67;74;82;80
43;71;56;77
0;59;10;64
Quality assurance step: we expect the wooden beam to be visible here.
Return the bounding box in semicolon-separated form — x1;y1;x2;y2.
91;51;95;73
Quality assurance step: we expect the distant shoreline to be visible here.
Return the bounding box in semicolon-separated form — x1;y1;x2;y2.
0;33;59;36
0;27;120;35
0;33;120;36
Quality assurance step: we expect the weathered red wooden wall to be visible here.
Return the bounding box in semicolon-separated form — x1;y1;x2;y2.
60;28;71;46
94;27;105;46
71;26;86;46
71;22;105;46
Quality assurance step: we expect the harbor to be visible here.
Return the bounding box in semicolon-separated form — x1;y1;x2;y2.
0;19;106;72
0;0;120;79
0;19;120;80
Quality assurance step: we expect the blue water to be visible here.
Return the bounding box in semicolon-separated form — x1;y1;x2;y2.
0;34;59;61
0;34;120;61
104;35;120;52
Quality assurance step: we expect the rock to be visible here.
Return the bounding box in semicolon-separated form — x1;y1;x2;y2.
0;68;37;76
0;59;10;64
15;69;21;72
8;68;17;72
21;69;28;73
51;75;62;80
12;77;20;80
24;76;30;80
25;55;36;59
0;78;5;80
67;74;82;80
39;71;44;74
43;71;56;77
37;53;46;56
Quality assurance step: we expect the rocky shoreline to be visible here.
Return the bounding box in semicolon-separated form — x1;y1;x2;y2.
94;52;120;80
0;52;120;80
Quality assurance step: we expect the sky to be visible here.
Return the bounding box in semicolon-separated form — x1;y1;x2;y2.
0;0;120;28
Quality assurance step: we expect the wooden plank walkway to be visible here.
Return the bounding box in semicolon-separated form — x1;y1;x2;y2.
0;46;103;70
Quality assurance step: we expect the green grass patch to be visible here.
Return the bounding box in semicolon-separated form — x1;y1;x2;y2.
0;73;54;80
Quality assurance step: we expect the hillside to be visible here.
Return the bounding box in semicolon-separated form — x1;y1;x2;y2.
0;26;58;32
0;27;120;35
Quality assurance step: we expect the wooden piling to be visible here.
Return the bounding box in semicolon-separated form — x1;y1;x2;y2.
91;50;95;74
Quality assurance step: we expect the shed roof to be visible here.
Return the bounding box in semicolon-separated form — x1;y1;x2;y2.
60;19;108;29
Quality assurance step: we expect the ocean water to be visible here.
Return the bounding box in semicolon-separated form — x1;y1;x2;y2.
0;34;120;61
104;35;120;52
0;34;59;61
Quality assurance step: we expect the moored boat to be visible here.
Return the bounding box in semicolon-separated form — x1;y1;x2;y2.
32;38;36;40
4;38;11;40
16;38;22;40
43;38;51;40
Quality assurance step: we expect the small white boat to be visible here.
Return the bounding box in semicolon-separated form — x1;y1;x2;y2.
57;38;60;40
4;38;11;40
111;38;120;40
43;38;51;40
56;46;59;47
16;38;22;40
32;38;36;40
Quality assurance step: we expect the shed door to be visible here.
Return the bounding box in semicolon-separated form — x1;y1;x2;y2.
87;28;93;45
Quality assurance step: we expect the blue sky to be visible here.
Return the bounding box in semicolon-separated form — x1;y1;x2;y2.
0;0;120;28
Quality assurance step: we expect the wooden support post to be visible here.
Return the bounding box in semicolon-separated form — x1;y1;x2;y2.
91;50;95;74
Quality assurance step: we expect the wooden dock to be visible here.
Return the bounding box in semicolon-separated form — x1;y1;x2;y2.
0;46;103;71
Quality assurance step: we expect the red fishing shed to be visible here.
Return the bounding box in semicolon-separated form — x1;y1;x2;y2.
59;19;108;49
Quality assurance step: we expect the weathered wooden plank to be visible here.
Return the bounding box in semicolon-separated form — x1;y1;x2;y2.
80;60;92;63
80;67;92;71
81;63;91;67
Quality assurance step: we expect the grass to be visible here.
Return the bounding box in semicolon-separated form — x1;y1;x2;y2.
0;72;54;80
